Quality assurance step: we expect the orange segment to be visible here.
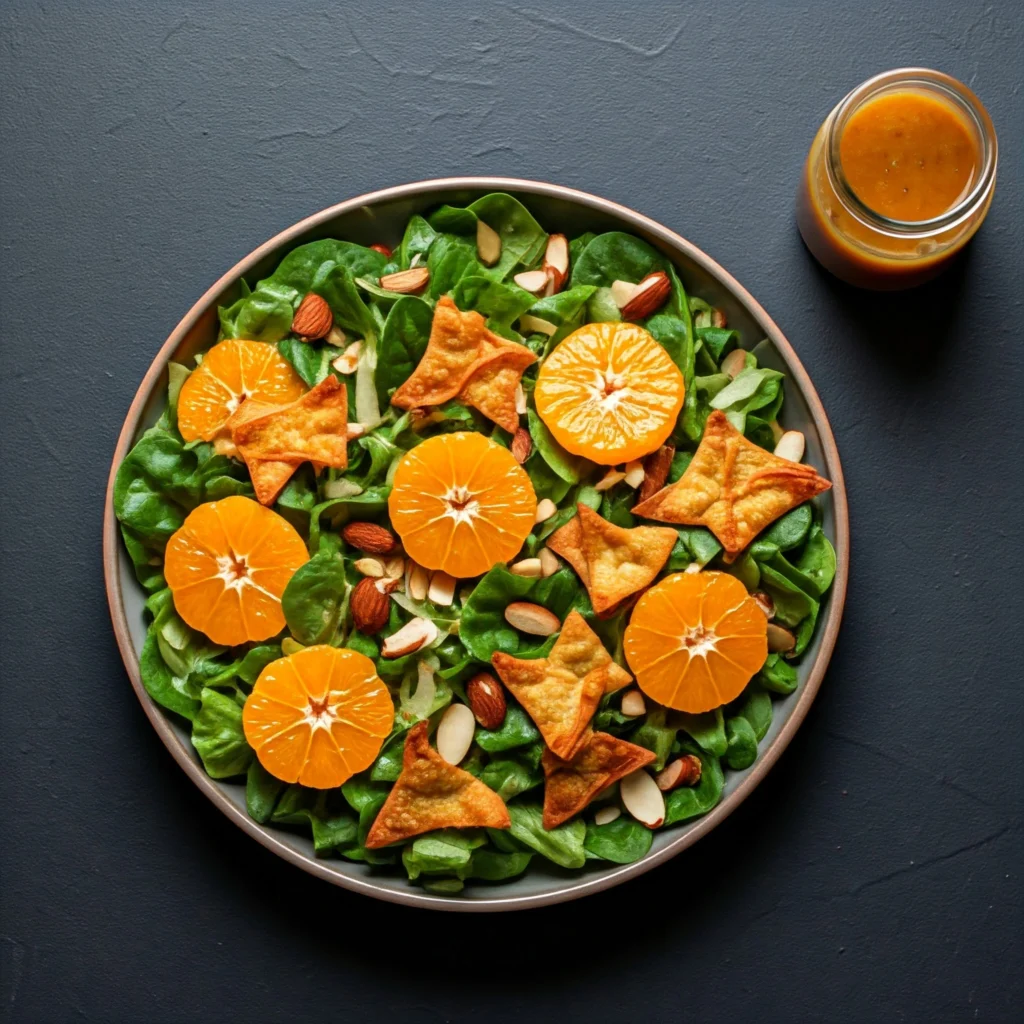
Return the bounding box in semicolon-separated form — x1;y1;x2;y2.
534;321;685;465
243;646;393;789
177;339;305;442
164;495;308;646
624;571;767;713
388;432;537;578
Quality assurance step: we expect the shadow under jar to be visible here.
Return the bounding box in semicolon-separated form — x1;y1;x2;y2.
797;68;997;290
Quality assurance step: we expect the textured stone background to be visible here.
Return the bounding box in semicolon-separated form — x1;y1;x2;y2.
1;2;1021;1021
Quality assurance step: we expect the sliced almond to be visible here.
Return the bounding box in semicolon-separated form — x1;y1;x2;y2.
332;341;362;375
513;269;550;295
427;570;456;608
543;233;569;293
594;805;621;826
326;326;347;347
684;561;701;574
514;383;527;415
774;430;806;463
476;220;502;267
620;769;665;828
383;555;405;581
655;755;702;792
622;460;645;488
379;267;430;294
751;591;775;619
519;314;557;337
381;617;438;658
534;497;557;523
504;602;560;636
595;468;626;492
767;622;796;653
620;690;646;717
406;560;430;602
510;558;543;578
721;348;747;379
610;279;639;309
538;547;560;577
711;308;728;328
620;271;671;321
435;703;476;765
353;557;385;578
346;422;367;440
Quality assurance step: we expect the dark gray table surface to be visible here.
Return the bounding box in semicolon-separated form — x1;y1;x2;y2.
2;2;1021;1021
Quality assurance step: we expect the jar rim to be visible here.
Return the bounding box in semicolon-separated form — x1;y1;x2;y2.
824;67;998;236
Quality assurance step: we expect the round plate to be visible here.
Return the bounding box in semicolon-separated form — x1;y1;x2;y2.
104;177;849;912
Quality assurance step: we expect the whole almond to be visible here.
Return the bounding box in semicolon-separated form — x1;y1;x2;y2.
370;243;393;258
620;271;671;320
381;616;438;658
342;522;396;555
655;755;702;792
504;601;560;636
511;427;532;464
379;267;430;294
767;622;796;653
292;293;333;339
467;672;507;730
638;445;675;504
351;576;390;634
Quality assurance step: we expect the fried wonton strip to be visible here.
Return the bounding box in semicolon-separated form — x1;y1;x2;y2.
223;399;300;505
542;731;656;829
459;348;538;433
364;722;511;848
547;505;677;616
491;610;630;758
633;411;831;561
232;376;348;469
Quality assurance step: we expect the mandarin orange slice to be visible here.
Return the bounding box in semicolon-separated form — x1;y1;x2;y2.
177;339;305;442
534;321;685;465
164;495;308;646
624;571;767;713
243;645;393;789
387;432;537;578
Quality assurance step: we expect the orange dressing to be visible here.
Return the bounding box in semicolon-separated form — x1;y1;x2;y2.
839;91;978;222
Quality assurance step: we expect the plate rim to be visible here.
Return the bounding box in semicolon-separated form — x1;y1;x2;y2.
103;176;849;912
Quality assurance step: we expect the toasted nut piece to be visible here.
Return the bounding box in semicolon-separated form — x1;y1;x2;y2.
281;637;305;656
769;419;785;444
637;445;675;504
353;557;386;578
594;805;621;826
476;219;502;267
342;522;396;555
655;755;702;792
620;769;665;827
504;601;560;636
534;498;557;523
511;427;532;464
538;547;560;577
381;616;438;658
383;555;405;580
346;422;367;440
620;690;646;717
711;308;728;328
514;383;527;415
467;672;507;730
519;313;557;337
406;560;430;602
622;460;645;489
610;279;639;308
332;341;362;375
621;271;671;320
379;267;430;294
292;293;333;339
543;233;569;293
767;622;796;653
595;468;626;492
721;348;747;379
684;561;701;574
774;430;806;463
326;326;347;347
351;576;391;634
513;269;549;295
370;243;393;258
510;558;543;578
436;703;476;765
751;591;775;619
427;570;456;607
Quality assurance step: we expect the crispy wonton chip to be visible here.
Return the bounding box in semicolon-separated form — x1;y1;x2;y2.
547;504;677;616
390;295;537;432
223;399;299;505
632;410;831;561
542;730;656;829
491;610;631;758
364;722;510;848
232;375;348;467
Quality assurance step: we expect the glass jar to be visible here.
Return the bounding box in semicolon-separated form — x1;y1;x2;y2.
797;68;998;290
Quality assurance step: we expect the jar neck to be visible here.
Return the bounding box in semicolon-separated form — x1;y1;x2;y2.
822;68;997;240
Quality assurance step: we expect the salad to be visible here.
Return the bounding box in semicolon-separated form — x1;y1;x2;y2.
114;193;837;895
